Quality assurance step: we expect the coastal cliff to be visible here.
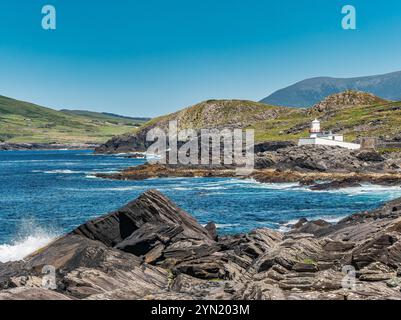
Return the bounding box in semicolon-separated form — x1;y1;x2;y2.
1;189;401;300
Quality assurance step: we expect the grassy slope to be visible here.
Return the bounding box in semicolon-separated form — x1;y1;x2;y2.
60;109;150;126
0;95;143;144
131;99;287;132
252;100;401;143
126;96;401;145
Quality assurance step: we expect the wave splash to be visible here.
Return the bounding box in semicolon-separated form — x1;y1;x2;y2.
0;220;59;263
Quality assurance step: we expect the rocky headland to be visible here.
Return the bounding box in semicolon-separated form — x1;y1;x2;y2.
1;189;401;300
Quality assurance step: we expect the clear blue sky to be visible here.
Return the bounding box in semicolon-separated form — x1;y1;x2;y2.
1;0;401;117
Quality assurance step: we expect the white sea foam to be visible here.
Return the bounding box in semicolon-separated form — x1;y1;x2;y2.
85;175;99;179
202;223;240;229
0;221;59;263
307;183;401;197
43;169;81;174
277;215;348;233
64;186;142;192
215;223;241;228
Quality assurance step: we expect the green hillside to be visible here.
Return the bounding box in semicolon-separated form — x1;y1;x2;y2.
252;90;400;143
0;95;145;144
98;91;401;153
60;109;150;126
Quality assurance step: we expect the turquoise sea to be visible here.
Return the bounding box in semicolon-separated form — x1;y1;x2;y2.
1;149;401;262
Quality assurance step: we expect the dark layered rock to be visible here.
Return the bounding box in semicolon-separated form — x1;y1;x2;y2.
72;189;213;246
309;179;361;191
254;141;295;153
94;130;151;154
2;191;401;300
72;190;216;269
254;144;401;174
255;145;383;172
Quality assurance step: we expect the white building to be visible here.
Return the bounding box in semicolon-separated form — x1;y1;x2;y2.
298;119;360;150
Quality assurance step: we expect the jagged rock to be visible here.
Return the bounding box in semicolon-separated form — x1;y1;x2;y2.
72;190;216;268
72;189;213;246
292;262;319;273
309;179;361;191
254;141;295;153
292;218;308;229
205;222;218;241
323;240;355;252
291;220;332;235
357;151;385;162
1;191;401;300
255;145;364;172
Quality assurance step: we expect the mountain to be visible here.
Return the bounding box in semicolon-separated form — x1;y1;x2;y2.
60;109;150;125
260;71;401;107
0;95;148;144
96;91;401;154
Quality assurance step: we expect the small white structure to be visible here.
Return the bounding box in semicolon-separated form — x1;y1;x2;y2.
298;119;360;150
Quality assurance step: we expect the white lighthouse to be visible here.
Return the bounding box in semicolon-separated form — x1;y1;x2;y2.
298;119;361;150
310;119;321;138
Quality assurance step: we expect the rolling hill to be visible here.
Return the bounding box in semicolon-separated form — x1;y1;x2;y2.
0;95;149;144
96;90;401;153
60;109;150;125
260;70;401;107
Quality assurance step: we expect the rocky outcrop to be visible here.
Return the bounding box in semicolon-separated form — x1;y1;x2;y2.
94;145;401;186
309;179;362;191
255;145;401;173
94;130;152;154
310;90;388;113
2;190;401;300
254;141;296;153
72;190;217;268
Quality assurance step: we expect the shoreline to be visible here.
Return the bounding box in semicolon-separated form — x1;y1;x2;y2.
95;163;401;188
0;142;99;151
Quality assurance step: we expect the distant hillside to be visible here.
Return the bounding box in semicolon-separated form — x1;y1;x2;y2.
96;91;401;153
61;109;150;125
0;95;146;144
260;70;401;107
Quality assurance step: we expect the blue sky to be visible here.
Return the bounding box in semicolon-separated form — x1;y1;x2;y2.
1;0;401;117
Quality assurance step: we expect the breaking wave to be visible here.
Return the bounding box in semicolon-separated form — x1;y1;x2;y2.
0;220;59;263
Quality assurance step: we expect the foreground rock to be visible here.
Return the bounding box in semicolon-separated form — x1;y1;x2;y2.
1;190;401;300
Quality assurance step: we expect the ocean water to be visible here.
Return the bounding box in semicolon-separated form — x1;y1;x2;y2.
1;149;401;262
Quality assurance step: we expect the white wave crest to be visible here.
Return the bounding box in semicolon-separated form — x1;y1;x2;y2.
43;169;81;174
0;221;59;263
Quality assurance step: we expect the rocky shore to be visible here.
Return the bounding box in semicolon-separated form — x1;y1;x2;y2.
95;145;401;189
1;189;401;300
0;142;99;151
